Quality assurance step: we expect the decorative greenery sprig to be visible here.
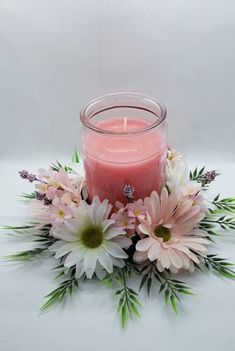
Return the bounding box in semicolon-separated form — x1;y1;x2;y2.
41;267;79;310
203;254;235;279
50;160;73;173
103;267;141;328
21;192;36;199
50;148;80;172
138;262;193;314
212;194;235;214
5;224;57;260
190;167;219;188
201;215;235;231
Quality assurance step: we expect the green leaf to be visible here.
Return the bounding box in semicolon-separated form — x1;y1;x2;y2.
115;289;123;295
117;297;124;313
164;289;170;305
129;294;142;307
72;147;80;163
170;295;178;315
130;303;140;317
20;192;36;199
178;289;194;295
147;277;152;296
121;305;127;329
41;273;79;311
139;273;148;291
2;224;35;230
6;248;46;260
159;282;166;293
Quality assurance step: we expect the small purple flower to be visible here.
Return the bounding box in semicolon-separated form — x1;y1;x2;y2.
202;170;219;185
35;191;46;201
44;197;52;206
19;170;30;179
19;170;37;182
28;173;37;182
123;184;135;199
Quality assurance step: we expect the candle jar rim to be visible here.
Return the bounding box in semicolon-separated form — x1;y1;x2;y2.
80;92;167;135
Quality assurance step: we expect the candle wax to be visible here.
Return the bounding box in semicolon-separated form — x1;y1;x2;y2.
83;117;166;206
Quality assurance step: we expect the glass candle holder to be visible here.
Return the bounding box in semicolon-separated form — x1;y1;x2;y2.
80;92;167;205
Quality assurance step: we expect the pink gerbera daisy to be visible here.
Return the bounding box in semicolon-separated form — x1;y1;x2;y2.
134;188;210;273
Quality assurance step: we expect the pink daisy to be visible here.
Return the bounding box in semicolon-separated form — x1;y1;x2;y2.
134;188;210;273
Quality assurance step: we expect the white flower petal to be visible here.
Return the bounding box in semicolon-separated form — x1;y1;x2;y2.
64;246;87;267
94;261;106;280
52;228;75;242
102;219;115;232
64;219;81;234
84;250;98;279
97;248;113;273
49;240;65;253
111;257;125;268
75;263;85;278
112;236;132;248
104;241;128;259
54;243;75;259
105;227;125;240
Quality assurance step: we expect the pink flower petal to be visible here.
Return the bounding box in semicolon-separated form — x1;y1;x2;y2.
136;237;153;251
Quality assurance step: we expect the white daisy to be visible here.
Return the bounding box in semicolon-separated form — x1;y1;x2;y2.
50;196;131;279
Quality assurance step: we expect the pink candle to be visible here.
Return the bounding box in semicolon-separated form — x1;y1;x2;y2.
80;93;167;206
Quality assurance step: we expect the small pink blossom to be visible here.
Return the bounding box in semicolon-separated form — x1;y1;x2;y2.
50;198;72;226
111;211;135;231
126;199;147;221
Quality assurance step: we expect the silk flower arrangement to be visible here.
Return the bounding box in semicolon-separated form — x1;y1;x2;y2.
4;147;235;328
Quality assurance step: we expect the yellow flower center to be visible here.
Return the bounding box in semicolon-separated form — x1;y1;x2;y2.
81;225;103;248
39;184;48;192
154;225;171;242
57;209;65;218
133;209;141;216
123;220;129;227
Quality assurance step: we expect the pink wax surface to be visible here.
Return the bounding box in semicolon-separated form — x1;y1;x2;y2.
82;117;166;206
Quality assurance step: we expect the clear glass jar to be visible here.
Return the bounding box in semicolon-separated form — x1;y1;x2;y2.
80;92;167;205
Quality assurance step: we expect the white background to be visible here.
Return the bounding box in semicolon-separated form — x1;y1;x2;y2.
0;1;235;350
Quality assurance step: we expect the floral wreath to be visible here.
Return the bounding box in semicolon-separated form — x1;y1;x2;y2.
4;146;235;328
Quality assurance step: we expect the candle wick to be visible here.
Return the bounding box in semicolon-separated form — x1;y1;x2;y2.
123;117;127;132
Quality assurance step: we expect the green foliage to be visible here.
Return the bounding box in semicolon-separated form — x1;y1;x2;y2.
139;263;193;314
201;215;235;231
5;224;56;260
203;255;235;279
212;194;235;214
2;224;36;231
189;167;219;189
50;160;73;173
6;248;46;260
41;267;79;310
189;166;205;182
20;192;36;199
72;147;80;163
103;267;141;328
